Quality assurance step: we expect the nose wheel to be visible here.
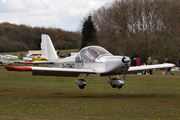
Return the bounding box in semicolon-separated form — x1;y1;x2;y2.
108;76;124;89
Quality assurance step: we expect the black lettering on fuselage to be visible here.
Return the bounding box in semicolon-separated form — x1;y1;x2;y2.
62;64;75;68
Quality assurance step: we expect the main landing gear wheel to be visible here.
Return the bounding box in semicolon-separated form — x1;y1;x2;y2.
111;84;117;88
79;85;85;89
108;78;117;88
76;79;87;89
117;85;122;89
76;74;89;89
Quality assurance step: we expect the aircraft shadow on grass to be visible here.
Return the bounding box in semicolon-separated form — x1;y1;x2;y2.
52;92;177;99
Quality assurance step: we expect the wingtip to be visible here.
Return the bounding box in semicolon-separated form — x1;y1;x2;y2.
4;66;32;71
163;63;176;67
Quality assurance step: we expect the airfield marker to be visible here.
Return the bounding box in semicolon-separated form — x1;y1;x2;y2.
163;71;165;75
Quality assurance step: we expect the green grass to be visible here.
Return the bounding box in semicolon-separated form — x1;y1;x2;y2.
0;65;180;120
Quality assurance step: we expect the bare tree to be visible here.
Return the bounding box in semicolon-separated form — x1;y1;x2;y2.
90;0;180;63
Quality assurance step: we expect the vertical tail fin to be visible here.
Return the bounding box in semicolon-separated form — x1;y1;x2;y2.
41;34;59;61
18;53;23;60
26;53;34;58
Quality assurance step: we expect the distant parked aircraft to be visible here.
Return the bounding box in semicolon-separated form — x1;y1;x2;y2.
23;51;60;63
23;53;35;62
0;53;23;65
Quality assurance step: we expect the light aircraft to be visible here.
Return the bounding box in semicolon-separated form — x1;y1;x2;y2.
23;53;34;62
1;54;18;60
0;53;23;65
32;55;48;61
0;53;23;60
23;51;60;63
23;53;48;63
4;34;175;89
0;55;3;59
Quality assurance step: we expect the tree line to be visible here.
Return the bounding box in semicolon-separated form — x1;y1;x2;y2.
0;22;81;52
1;0;180;65
88;0;180;64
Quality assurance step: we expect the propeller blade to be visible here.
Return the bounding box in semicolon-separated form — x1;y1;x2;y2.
123;63;128;80
115;47;130;80
115;47;125;58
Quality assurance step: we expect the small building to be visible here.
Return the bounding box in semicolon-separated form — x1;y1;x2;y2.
28;50;42;56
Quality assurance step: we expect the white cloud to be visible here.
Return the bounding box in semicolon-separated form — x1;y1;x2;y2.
0;0;115;31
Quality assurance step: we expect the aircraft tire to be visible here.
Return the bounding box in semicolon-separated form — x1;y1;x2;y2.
117;85;122;89
111;84;117;88
79;85;85;89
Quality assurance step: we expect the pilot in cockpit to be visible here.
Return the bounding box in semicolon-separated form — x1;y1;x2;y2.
89;50;98;62
98;51;103;56
79;46;112;63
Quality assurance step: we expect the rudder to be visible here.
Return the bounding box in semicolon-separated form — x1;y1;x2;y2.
41;34;59;61
18;53;23;60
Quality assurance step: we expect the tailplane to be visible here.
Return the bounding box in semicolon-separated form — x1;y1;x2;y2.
41;34;59;61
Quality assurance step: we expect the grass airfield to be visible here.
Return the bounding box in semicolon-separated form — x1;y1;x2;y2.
0;65;180;120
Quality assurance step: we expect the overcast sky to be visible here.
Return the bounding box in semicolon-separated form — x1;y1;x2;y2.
0;0;114;31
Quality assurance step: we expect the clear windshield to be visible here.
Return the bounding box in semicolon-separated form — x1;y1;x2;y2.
79;46;112;63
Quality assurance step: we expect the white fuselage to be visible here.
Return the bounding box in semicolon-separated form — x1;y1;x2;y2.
50;55;130;75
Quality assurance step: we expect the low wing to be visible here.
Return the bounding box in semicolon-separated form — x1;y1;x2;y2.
128;63;175;73
4;66;96;77
23;61;53;64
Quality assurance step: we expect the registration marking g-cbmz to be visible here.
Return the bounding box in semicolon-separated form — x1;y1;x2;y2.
62;64;75;68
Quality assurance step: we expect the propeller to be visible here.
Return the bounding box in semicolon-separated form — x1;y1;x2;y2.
115;47;130;80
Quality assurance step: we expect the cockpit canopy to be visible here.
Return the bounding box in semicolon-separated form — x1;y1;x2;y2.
75;46;112;63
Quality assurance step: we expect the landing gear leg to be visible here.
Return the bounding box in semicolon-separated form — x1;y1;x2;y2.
108;76;117;88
